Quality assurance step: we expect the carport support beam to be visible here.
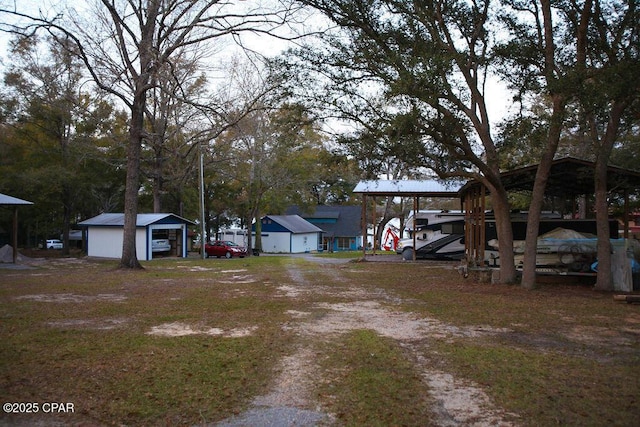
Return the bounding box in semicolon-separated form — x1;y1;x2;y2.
372;197;376;254
412;196;418;261
624;189;629;239
12;206;18;263
361;194;367;258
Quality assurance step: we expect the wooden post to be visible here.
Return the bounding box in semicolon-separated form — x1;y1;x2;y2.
411;196;420;261
12;206;18;263
464;185;485;266
624;189;629;239
480;185;486;264
361;194;367;258
372;196;376;255
464;191;470;261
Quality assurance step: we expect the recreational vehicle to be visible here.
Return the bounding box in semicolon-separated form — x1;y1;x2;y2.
397;210;621;272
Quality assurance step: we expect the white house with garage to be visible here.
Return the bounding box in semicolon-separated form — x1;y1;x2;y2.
255;215;322;253
79;213;193;260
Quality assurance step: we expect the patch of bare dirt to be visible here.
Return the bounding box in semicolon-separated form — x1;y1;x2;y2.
252;347;321;409
290;300;510;340
146;321;257;338
419;367;518;427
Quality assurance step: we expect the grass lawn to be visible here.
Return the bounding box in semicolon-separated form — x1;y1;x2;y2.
1;252;638;426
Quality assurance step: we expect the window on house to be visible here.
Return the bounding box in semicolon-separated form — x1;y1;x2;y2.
337;237;350;250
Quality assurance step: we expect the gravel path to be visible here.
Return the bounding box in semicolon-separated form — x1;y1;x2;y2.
214;255;517;427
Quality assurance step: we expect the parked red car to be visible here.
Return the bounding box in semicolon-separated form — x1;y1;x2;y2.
204;240;247;259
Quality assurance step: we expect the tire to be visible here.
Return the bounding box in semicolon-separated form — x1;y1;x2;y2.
402;247;415;261
204;252;209;259
225;251;232;259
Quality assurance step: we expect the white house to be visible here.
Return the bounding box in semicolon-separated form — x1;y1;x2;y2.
255;215;322;253
79;213;193;260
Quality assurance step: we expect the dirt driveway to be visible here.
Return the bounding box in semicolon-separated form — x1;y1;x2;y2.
215;255;517;426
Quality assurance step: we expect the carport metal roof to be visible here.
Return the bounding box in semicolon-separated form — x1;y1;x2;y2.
353;158;640;200
460;157;640;198
0;193;34;264
0;193;34;205
353;179;464;197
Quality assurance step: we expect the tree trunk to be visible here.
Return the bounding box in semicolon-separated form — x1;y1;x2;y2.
153;172;162;213
521;96;565;289
118;0;159;269
593;158;612;290
204;194;212;243
245;214;254;256
61;182;72;256
593;100;628;290
492;188;517;284
253;206;262;255
520;158;552;289
119;96;144;269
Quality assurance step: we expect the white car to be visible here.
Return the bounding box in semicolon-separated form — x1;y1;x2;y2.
46;239;63;249
152;238;171;253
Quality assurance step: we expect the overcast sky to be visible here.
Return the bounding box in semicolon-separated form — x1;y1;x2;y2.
0;0;512;129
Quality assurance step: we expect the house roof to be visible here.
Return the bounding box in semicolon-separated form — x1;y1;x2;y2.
353;179;464;197
286;205;362;237
0;193;34;205
79;213;194;227
264;215;323;234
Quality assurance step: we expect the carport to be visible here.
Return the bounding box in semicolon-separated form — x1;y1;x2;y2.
79;213;194;260
353;157;640;264
0;193;34;263
352;179;463;260
459;157;640;262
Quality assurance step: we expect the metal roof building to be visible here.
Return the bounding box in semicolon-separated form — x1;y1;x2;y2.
255;215;322;253
353;179;464;258
353;158;640;264
79;213;194;260
0;193;34;263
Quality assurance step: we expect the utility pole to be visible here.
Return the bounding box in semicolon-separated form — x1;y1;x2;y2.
199;146;206;260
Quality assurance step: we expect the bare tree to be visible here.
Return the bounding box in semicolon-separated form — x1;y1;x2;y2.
1;0;299;268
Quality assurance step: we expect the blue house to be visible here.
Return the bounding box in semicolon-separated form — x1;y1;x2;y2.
254;215;322;253
286;205;363;252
